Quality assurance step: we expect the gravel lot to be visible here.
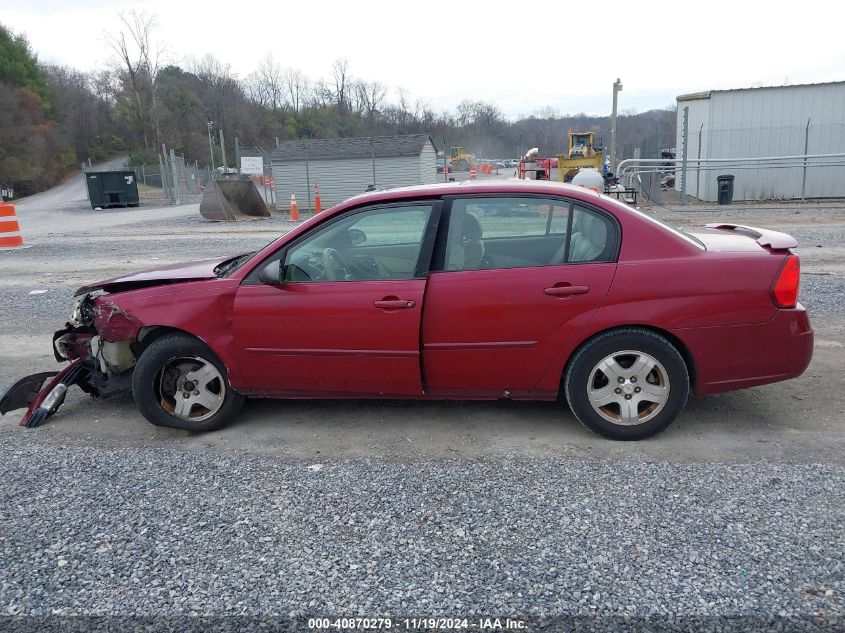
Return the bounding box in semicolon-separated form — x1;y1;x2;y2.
1;175;844;631
1;437;843;631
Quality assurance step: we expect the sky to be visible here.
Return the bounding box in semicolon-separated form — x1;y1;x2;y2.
2;0;844;118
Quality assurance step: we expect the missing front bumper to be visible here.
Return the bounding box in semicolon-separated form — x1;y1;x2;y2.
0;360;89;428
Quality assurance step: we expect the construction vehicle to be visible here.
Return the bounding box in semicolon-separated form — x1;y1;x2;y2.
199;174;271;222
448;146;476;172
557;131;604;182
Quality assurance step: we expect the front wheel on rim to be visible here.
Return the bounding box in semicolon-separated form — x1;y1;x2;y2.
133;333;244;431
564;328;689;440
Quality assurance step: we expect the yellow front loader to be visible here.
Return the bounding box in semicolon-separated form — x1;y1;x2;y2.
557;131;604;182
449;147;476;172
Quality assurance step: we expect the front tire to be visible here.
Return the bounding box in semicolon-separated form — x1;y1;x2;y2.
132;333;244;432
564;328;689;440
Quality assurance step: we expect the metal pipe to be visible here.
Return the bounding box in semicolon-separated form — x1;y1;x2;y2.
618;152;845;185
619;152;845;170
219;129;227;169
680;106;689;204
206;121;215;173
696;123;703;199
801;118;811;200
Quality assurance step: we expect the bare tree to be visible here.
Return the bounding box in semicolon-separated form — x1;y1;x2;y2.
284;67;306;113
105;10;164;150
456;100;474;127
396;87;411;129
254;54;285;111
357;80;387;119
332;58;350;111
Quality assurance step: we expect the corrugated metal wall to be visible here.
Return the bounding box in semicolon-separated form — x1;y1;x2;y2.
677;83;845;201
272;144;437;210
419;140;437;184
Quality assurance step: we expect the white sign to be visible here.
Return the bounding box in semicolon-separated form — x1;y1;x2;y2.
240;156;264;175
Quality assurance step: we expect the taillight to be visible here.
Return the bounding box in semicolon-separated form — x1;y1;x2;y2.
771;255;800;308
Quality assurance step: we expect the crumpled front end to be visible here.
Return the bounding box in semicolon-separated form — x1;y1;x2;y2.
0;293;142;427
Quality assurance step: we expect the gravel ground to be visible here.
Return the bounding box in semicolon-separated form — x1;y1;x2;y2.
2;188;844;631
1;437;843;632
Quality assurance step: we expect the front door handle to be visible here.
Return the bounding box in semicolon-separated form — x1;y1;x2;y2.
544;284;589;297
374;298;416;309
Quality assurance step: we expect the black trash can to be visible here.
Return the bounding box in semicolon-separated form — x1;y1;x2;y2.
717;174;735;205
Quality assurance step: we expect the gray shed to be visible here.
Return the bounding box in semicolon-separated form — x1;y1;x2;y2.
269;134;437;210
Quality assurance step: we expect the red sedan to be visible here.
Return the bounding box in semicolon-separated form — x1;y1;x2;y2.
0;180;812;440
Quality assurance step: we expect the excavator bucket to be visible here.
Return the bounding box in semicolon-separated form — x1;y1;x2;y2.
199;178;271;222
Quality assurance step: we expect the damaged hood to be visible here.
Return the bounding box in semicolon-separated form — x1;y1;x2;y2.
76;255;234;295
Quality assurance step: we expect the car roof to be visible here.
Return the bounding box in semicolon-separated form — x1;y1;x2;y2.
340;178;604;208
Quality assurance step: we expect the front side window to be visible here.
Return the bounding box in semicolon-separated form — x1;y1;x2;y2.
283;204;432;282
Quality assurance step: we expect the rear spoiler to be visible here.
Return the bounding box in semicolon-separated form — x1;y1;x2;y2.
704;223;798;249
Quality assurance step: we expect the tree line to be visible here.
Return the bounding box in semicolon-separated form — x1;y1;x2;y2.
0;13;676;197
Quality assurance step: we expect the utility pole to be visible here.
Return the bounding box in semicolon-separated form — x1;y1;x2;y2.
206;121;215;172
219;129;227;170
610;78;623;173
370;137;377;187
443;137;448;183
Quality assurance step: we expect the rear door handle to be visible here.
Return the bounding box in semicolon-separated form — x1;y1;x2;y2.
544;284;589;297
373;298;416;309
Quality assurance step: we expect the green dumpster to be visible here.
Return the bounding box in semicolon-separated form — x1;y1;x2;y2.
85;171;140;209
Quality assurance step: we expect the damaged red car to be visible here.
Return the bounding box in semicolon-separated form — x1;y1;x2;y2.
0;180;813;440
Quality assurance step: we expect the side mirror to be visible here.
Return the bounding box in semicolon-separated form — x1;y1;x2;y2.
348;228;366;246
258;260;281;285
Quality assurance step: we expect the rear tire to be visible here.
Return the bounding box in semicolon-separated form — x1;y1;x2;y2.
132;333;244;432
456;159;469;172
564;328;689;440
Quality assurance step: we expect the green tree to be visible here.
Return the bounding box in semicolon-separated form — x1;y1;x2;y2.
0;23;50;115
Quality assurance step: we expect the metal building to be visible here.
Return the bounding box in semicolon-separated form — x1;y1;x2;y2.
269;134;438;210
675;81;845;201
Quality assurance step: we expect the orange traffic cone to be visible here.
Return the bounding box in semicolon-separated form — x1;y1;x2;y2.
0;203;26;249
314;181;322;214
469;167;477;180
289;193;300;222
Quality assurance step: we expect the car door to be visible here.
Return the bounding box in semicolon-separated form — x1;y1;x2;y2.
422;196;618;398
232;201;440;396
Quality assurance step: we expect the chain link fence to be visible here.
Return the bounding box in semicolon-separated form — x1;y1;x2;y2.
681;121;845;203
621;120;845;208
127;152;213;206
237;145;278;209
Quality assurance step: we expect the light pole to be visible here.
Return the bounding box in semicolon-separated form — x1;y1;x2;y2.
206;121;215;173
610;78;623;173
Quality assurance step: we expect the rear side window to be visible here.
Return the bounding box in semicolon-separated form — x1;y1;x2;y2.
443;197;570;271
441;197;616;271
567;205;618;263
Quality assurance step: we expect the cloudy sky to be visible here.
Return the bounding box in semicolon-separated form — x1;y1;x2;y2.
2;0;843;118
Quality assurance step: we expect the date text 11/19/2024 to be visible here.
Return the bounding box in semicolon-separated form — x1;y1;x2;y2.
308;617;527;630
